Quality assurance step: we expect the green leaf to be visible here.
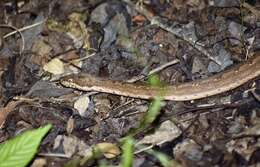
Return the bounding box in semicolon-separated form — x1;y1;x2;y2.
148;74;161;87
121;137;134;167
127;97;164;136
0;124;52;167
143;97;163;125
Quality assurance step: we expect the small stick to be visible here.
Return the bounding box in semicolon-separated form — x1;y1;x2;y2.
127;59;179;83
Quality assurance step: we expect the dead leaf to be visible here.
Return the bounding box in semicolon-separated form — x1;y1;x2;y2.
0;100;23;128
95;142;121;159
74;95;90;117
138;120;182;146
54;135;90;157
43;58;64;75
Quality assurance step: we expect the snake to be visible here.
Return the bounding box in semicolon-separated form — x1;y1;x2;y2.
60;54;260;101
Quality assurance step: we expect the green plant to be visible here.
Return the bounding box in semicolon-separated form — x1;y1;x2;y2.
0;124;52;167
121;137;134;167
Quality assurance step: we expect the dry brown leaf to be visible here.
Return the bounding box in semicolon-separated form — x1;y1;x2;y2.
43;58;64;75
95;142;121;159
138;120;182;146
0;100;23;128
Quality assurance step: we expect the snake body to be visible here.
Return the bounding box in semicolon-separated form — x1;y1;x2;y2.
61;54;260;101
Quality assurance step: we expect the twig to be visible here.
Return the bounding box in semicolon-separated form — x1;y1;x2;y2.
0;20;44;55
127;59;180;83
134;144;154;154
0;24;25;55
3;20;44;38
37;152;70;158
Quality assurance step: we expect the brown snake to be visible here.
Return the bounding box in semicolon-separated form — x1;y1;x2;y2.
60;54;260;101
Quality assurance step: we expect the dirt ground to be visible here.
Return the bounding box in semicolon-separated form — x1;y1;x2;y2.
0;0;260;166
